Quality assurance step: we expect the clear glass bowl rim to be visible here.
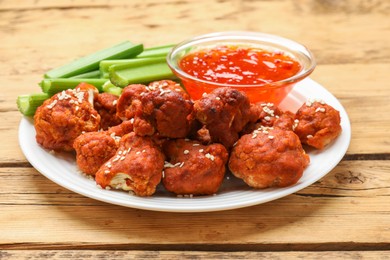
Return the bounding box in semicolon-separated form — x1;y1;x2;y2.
166;31;316;89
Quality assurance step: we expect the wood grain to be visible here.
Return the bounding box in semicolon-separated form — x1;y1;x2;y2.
1;0;390;257
0;161;389;249
0;250;389;260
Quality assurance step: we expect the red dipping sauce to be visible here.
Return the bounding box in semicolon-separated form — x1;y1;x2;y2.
179;45;301;86
167;32;316;104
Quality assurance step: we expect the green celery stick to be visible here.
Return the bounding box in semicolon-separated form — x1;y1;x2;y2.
17;93;50;116
44;41;143;78
136;44;175;58
99;45;175;79
70;70;101;79
102;81;123;96
109;57;176;88
100;58;162;79
40;78;107;95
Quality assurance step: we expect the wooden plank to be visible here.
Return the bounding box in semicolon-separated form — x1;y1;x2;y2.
1;160;389;204
0;0;389;78
0;196;389;249
0;162;389;248
0;250;389;260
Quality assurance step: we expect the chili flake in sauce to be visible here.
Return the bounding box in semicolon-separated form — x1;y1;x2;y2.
179;45;301;85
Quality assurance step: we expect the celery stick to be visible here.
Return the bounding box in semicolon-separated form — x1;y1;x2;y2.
40;78;107;95
102;81;123;96
44;42;143;78
100;58;161;79
70;70;101;79
109;57;176;88
99;45;175;78
17;93;50;116
136;44;175;58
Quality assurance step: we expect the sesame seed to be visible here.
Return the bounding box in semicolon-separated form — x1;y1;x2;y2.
252;133;257;139
120;156;126;160
118;151;122;155
205;153;215;161
164;161;181;168
268;135;274;139
199;149;204;153
192;143;200;146
142;149;146;153
46;99;58;109
307;135;313;139
202;92;207;97
136;151;141;155
215;97;221;100
264;116;271;121
105;186;111;190
183;150;190;154
263;106;274;116
179;162;185;167
104;170;110;174
113;100;117;106
162;171;165;178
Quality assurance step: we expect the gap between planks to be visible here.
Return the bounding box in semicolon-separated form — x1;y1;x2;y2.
1;242;390;251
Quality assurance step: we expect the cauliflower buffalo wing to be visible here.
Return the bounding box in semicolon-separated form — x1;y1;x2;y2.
95;132;165;196
116;80;194;138
34;83;100;151
229;127;309;188
162;139;228;195
294;99;342;149
193;87;253;149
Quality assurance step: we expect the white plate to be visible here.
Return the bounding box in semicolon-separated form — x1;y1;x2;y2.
19;78;351;212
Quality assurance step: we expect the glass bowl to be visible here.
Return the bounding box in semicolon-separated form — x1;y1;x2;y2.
167;31;316;104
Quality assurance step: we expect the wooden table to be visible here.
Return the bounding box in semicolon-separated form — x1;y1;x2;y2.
1;0;389;259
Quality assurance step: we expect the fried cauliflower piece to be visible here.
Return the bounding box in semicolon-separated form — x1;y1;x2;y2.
294;99;342;149
193;87;253;149
229;127;310;188
73;120;134;176
242;102;295;134
95;132;165;196
116;80;194;138
34;83;100;152
73;132;118;176
162;139;228;196
94;93;122;130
